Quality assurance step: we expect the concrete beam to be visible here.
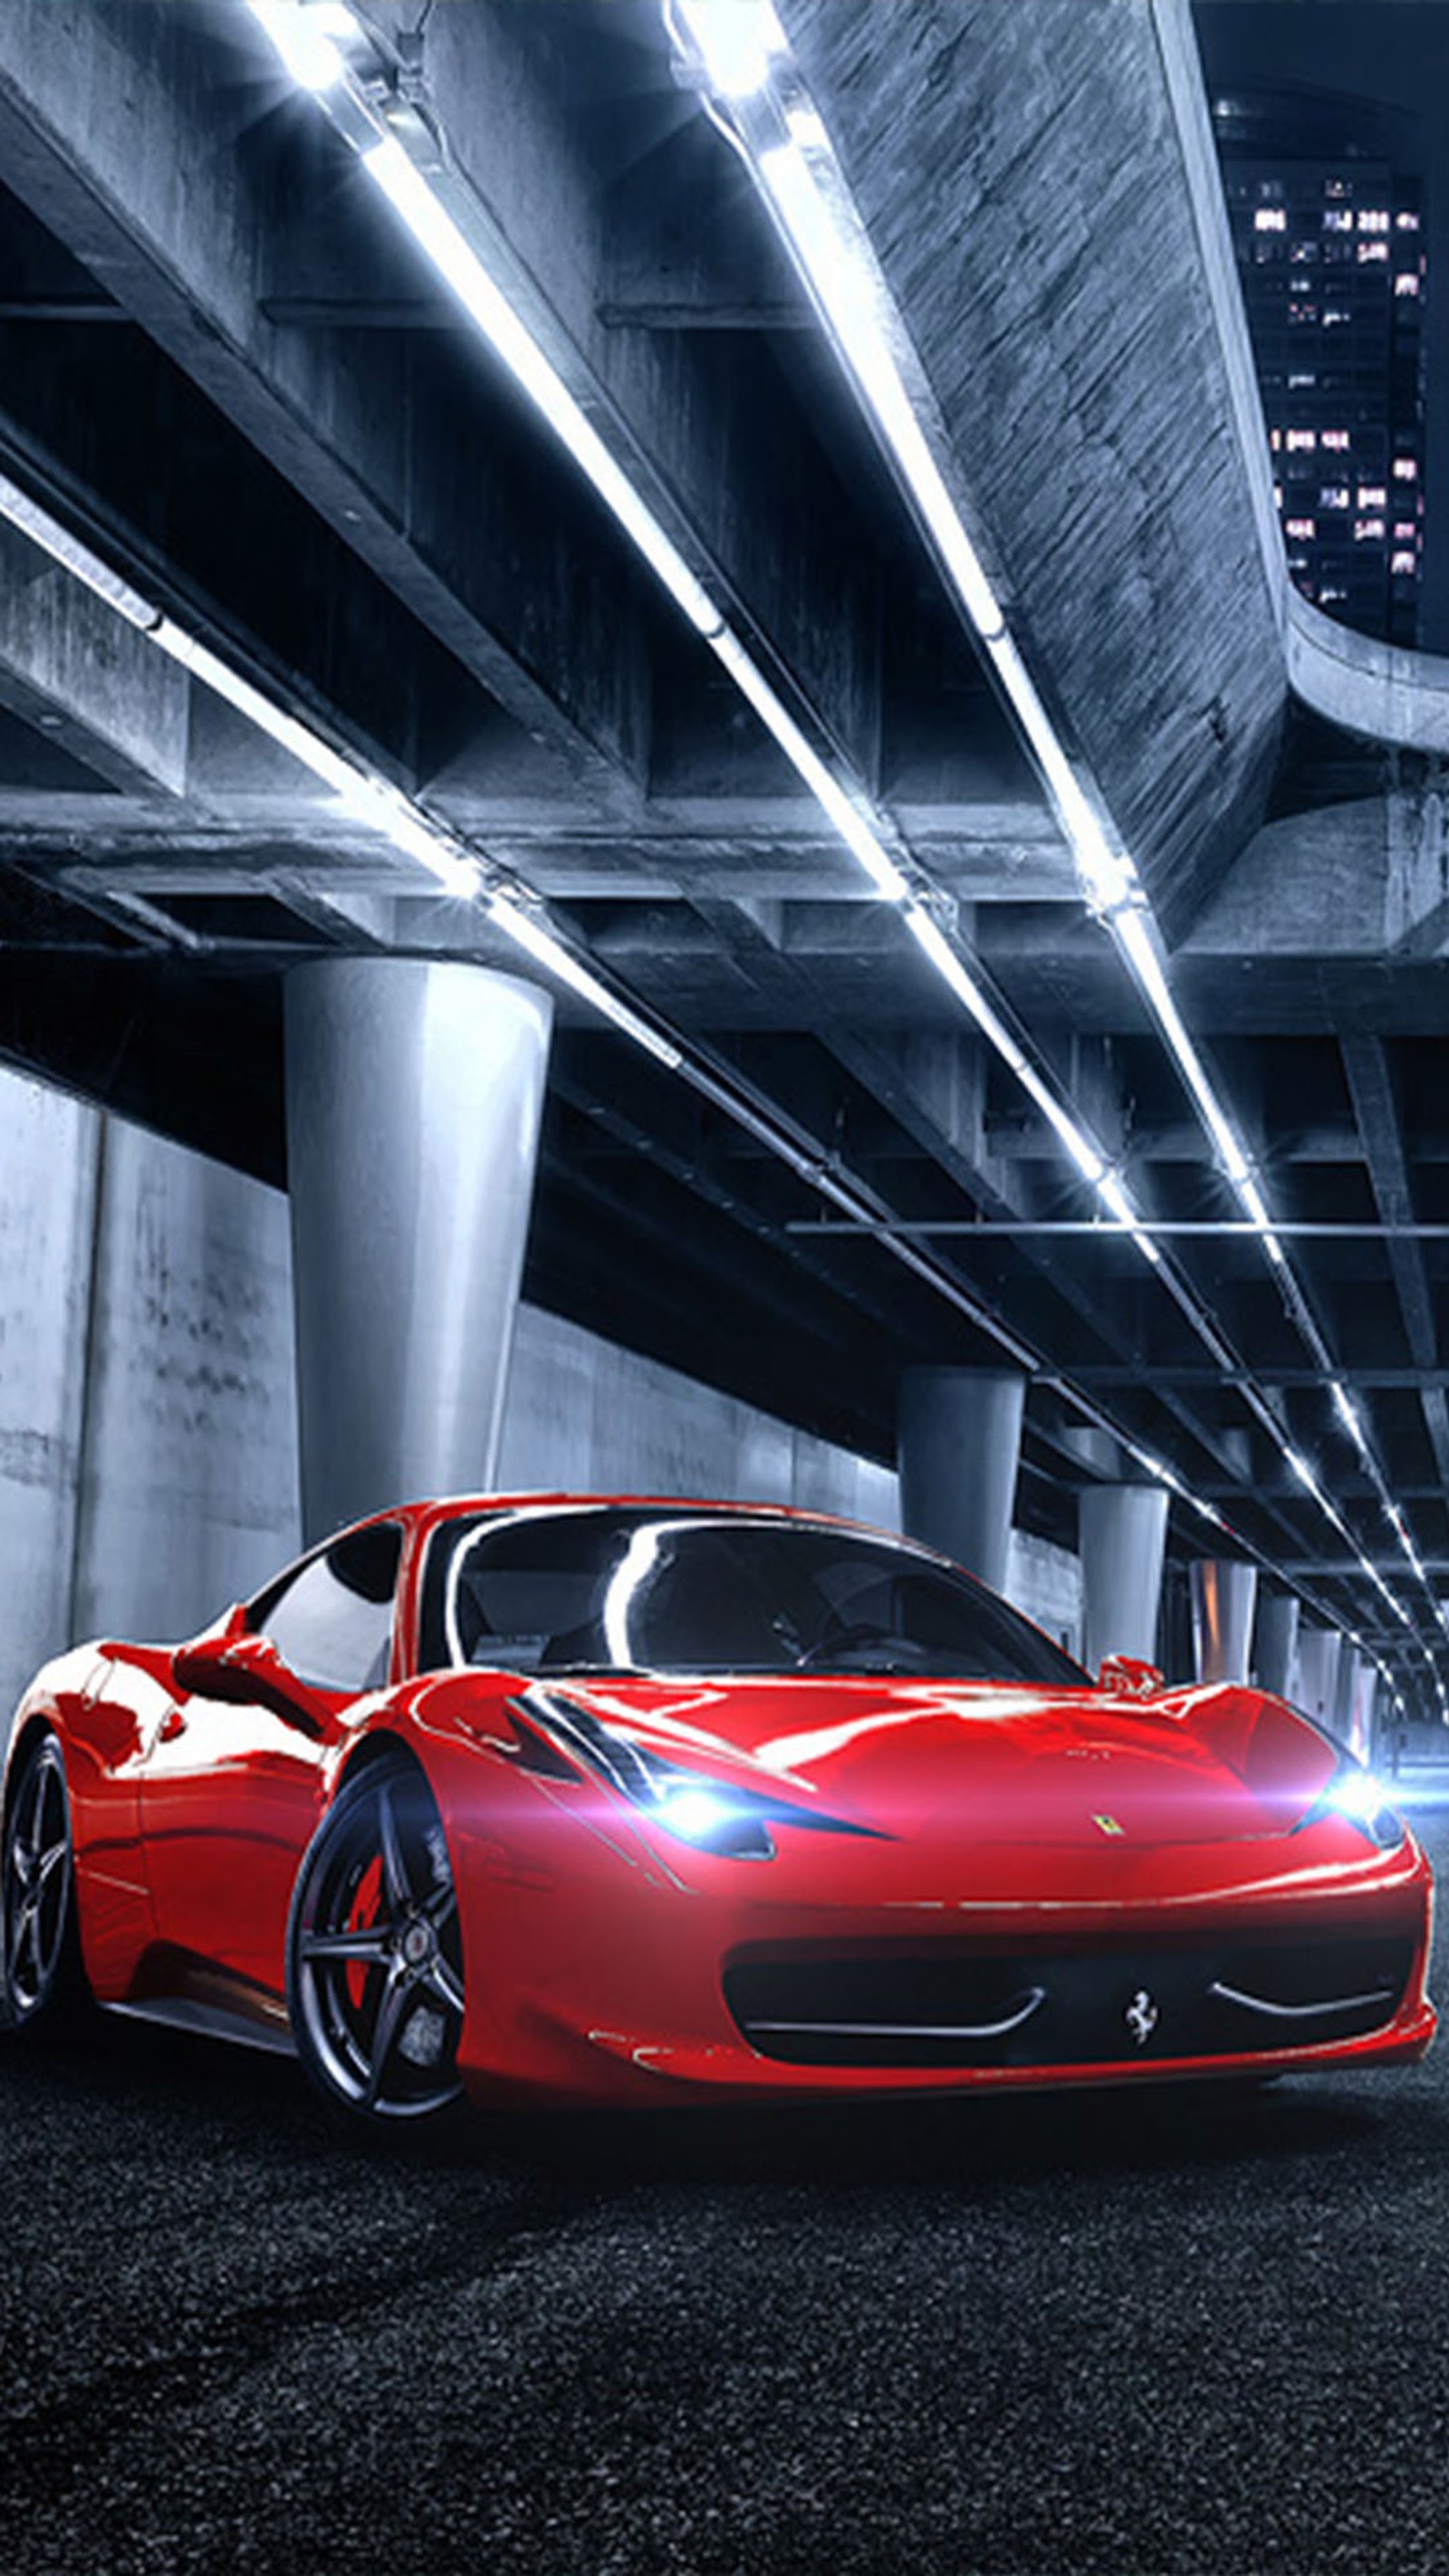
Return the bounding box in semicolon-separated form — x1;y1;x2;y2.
779;0;1287;938
365;0;884;778
0;521;188;794
0;0;648;796
1341;1033;1449;1495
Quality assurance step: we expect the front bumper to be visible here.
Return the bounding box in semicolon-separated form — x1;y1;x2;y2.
430;1742;1436;2108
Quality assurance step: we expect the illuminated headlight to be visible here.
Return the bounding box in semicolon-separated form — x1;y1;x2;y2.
1301;1754;1406;1850
513;1685;777;1859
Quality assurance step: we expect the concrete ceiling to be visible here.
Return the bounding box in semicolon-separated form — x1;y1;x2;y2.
0;0;1444;1697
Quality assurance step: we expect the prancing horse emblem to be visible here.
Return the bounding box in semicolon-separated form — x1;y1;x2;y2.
1125;1989;1159;2047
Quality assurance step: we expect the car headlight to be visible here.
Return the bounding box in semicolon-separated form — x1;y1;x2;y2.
512;1684;778;1859
1300;1751;1406;1850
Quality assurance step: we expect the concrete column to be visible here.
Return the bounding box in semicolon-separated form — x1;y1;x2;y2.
1295;1626;1342;1724
285;959;552;1540
1333;1642;1363;1746
1078;1485;1169;1673
897;1367;1024;1593
1252;1591;1300;1699
1190;1560;1259;1685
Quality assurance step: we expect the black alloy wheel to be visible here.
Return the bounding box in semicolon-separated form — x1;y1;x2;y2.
2;1730;82;2030
286;1753;466;2122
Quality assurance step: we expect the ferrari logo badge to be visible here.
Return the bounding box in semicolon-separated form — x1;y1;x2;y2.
1092;1813;1125;1836
1126;1990;1160;2047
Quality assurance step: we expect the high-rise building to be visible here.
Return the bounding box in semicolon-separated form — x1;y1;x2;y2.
1213;91;1426;646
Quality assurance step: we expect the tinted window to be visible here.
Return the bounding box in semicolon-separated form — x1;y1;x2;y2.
251;1522;401;1692
419;1509;1085;1687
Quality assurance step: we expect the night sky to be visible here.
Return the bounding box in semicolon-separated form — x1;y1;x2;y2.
1195;1;1449;649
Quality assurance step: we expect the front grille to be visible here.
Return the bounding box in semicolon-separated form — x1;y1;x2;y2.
724;1934;1415;2068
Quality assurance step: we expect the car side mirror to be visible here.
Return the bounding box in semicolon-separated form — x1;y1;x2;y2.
171;1629;325;1735
1098;1653;1165;1697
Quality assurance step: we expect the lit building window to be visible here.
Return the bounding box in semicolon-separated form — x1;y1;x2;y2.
1357;485;1387;507
1254;207;1287;233
1320;585;1348;603
1392;551;1417;575
1288;301;1318;324
1319;486;1350;512
1323;207;1354;231
1394;523;1417;543
1323;307;1352;326
1396;209;1421;233
1393;457;1418;480
1357;208;1390;233
1286;428;1317;453
1358;240;1389;263
1355;517;1386;541
1321;430;1351;451
1325;178;1350;199
1289;371;1317;388
1396;272;1421;297
1273;483;1283;507
1285;518;1317;540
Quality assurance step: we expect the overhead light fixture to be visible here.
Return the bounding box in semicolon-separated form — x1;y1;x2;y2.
669;0;788;101
245;0;359;91
0;468;160;630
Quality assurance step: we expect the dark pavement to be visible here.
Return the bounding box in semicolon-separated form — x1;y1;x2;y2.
5;1799;1449;2576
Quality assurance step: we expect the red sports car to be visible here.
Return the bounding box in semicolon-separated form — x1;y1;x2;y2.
0;1495;1435;2122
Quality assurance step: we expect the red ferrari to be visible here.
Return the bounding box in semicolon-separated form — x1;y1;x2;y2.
0;1495;1435;2122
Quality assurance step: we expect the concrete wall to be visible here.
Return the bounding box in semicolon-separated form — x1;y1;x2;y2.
497;1302;899;1527
1005;1530;1084;1664
0;1072;98;1718
0;1060;1083;1711
0;1067;302;1716
71;1117;302;1647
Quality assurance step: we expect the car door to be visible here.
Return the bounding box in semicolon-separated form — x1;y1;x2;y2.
139;1521;403;1998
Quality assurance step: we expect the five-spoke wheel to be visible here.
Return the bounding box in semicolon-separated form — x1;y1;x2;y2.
2;1730;79;2029
286;1754;465;2122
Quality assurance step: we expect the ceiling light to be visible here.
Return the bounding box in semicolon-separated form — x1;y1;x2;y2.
671;0;788;101
362;137;724;640
486;893;685;1067
245;0;358;91
0;469;159;629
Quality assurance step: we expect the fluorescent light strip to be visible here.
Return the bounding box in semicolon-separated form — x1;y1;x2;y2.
486;893;684;1070
362;136;724;640
246;0;357;91
751;133;1006;640
708;627;909;899
0;468;161;629
670;0;788;100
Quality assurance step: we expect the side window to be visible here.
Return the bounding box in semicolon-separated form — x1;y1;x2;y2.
250;1522;402;1692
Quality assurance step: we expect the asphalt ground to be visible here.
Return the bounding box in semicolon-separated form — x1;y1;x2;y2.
5;1798;1449;2576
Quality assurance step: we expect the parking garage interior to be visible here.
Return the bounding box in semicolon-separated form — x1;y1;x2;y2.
6;5;1449;2571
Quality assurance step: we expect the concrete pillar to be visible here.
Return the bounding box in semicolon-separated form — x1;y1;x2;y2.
1357;1665;1380;1766
1333;1642;1363;1747
1296;1625;1342;1724
285;959;552;1540
897;1367;1024;1593
1253;1591;1300;1699
1190;1559;1259;1684
1078;1485;1169;1673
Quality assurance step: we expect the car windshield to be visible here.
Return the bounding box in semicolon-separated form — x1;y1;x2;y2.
419;1508;1087;1685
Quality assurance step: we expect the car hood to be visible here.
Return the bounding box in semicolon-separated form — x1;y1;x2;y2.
531;1674;1333;1847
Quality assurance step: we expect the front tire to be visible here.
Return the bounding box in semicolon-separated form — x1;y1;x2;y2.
286;1753;465;2123
2;1729;83;2031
